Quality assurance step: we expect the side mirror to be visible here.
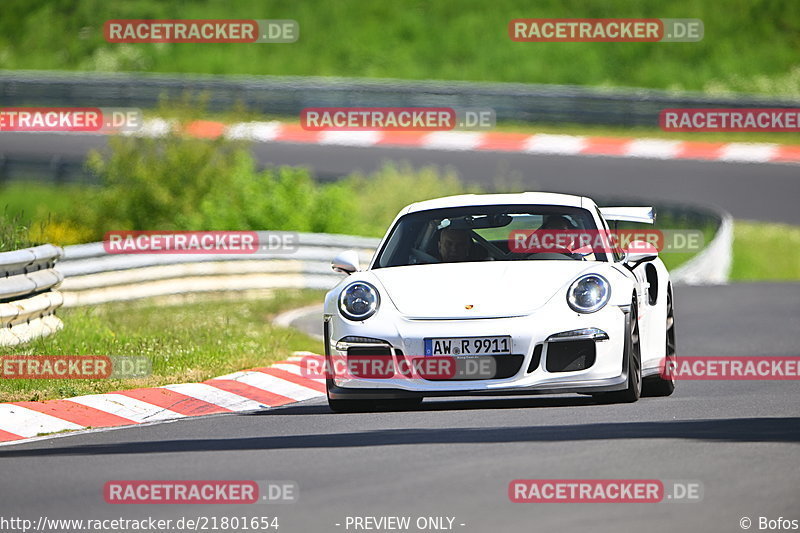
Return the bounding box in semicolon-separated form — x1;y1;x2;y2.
332;250;360;274
624;240;658;266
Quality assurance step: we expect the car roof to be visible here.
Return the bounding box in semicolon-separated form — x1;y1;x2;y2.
402;192;594;215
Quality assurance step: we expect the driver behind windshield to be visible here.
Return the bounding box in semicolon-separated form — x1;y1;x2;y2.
538;214;595;259
540;215;577;231
437;228;473;262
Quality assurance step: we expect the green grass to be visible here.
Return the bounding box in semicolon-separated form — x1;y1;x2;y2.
1;0;798;96
0;289;325;402
657;228;716;272
0;183;97;246
0;183;89;221
0;209;34;252
730;221;800;280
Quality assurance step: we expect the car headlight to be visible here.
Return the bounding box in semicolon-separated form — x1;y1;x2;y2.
567;274;610;313
339;281;380;321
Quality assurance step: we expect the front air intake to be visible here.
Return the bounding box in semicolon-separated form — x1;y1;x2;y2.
545;340;596;372
526;344;543;373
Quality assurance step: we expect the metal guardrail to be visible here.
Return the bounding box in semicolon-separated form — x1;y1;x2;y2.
671;213;733;284
1;70;798;127
57;232;378;307
0;244;65;346
0;154;93;185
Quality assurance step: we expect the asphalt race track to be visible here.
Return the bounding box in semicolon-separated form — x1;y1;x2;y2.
0;133;798;532
1;283;798;533
1;131;799;224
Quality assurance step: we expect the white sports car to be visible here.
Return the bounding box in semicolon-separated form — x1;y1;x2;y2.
323;192;676;412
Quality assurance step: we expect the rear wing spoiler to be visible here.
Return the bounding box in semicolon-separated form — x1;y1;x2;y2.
599;207;656;224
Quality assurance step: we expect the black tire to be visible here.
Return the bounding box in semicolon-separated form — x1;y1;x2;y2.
594;295;642;404
643;286;676;397
326;376;376;413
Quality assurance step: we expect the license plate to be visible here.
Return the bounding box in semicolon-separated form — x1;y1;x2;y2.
424;336;511;356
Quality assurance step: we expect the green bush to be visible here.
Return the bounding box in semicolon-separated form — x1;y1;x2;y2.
334;164;479;236
87;133;249;233
80;133;478;239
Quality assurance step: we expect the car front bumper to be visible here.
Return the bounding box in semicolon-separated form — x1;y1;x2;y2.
325;303;630;399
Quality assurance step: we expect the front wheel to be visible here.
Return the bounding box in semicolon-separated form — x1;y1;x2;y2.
643;286;676;397
593;295;642;403
326;378;376;413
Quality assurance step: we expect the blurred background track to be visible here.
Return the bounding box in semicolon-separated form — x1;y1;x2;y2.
2;130;797;224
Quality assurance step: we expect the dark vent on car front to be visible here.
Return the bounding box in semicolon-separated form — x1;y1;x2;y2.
545;340;596;373
527;344;543;373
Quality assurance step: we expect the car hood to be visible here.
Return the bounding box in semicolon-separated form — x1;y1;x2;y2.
370;261;599;319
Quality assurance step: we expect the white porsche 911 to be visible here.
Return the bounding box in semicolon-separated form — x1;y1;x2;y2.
323;192;676;412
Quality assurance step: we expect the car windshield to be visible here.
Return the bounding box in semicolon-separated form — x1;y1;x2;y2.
373;204;609;268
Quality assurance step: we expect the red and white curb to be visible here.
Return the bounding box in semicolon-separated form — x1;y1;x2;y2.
20;117;800;164
170;119;800;165
0;352;325;445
